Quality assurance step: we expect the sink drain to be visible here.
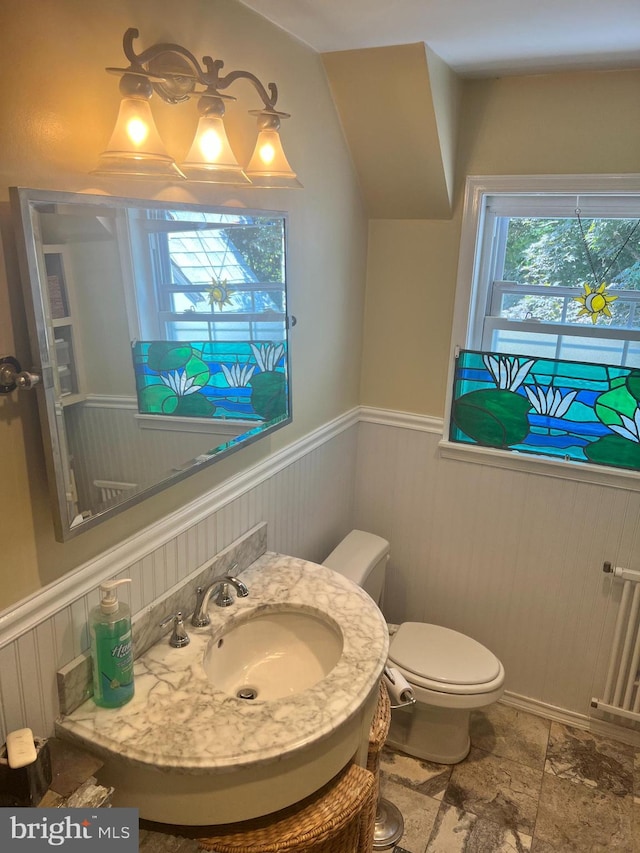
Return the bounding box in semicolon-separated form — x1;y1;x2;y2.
237;687;258;700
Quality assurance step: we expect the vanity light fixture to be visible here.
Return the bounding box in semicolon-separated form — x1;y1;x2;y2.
93;28;302;188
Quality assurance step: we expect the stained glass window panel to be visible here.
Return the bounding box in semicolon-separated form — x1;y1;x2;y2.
132;340;288;424
450;349;640;472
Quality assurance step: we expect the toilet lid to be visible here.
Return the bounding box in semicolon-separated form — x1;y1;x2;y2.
388;622;501;686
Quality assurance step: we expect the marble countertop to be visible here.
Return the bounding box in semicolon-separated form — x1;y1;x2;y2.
56;553;389;776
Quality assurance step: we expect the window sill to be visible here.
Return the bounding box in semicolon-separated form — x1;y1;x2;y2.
438;438;640;493
136;414;255;436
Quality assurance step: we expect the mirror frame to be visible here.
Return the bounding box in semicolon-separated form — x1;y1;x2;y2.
10;187;292;541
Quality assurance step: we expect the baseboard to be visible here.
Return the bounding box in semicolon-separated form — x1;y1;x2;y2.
501;690;640;748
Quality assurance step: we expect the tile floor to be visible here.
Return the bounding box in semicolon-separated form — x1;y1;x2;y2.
139;703;640;852
383;703;640;853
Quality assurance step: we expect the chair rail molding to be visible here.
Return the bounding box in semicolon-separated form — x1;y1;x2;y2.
0;407;360;649
358;407;444;434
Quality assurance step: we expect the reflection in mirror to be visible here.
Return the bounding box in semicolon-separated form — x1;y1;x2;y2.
11;189;291;541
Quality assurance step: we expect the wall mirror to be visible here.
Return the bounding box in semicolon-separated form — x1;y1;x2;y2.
11;188;291;541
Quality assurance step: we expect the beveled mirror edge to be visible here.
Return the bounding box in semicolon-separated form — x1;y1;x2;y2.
9;187;292;542
11;186;73;542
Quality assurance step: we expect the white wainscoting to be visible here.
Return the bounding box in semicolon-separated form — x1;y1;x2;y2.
66;398;240;510
355;408;640;740
0;412;359;742
2;405;639;745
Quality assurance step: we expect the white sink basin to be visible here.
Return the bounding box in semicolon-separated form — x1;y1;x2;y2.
204;608;343;700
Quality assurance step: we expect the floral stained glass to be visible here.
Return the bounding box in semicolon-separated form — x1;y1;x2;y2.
450;349;640;472
132;340;288;424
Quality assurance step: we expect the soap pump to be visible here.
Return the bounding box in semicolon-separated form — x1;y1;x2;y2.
89;579;134;708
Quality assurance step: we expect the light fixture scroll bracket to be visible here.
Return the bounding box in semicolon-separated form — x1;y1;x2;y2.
211;66;279;112
117;28;280;111
97;28;302;187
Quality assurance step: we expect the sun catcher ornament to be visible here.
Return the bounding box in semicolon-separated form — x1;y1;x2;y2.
207;276;234;310
572;209;639;324
574;282;618;324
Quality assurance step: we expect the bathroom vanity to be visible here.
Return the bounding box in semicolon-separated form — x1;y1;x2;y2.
55;554;388;825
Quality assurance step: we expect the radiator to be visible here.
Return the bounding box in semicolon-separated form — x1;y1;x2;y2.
591;563;640;723
93;479;138;504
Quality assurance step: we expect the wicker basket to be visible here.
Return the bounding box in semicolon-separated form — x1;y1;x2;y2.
367;681;391;779
197;682;390;853
198;762;376;853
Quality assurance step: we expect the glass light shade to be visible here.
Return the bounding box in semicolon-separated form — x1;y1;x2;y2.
245;128;302;189
92;96;185;179
180;114;250;184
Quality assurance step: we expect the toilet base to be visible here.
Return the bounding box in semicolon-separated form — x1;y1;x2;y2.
386;703;471;765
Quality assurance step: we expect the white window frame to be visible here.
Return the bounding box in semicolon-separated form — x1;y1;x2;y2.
440;174;640;491
471;191;640;363
121;209;288;435
127;213;287;344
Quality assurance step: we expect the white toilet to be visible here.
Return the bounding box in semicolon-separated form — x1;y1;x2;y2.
323;530;505;764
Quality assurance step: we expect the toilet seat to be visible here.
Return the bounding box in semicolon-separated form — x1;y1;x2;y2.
388;622;504;696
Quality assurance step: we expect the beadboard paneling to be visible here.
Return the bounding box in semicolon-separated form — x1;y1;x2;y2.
2;407;636;744
0;419;358;741
66;402;236;510
354;419;640;720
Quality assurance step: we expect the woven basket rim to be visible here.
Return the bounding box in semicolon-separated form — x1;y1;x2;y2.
198;763;374;852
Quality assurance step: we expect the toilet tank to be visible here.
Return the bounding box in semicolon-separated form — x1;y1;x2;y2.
323;530;390;606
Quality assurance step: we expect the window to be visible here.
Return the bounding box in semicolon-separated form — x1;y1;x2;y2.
469;191;640;367
128;209;286;344
444;175;640;482
123;206;289;429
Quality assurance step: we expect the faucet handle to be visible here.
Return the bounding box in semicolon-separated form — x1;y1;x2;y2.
215;568;248;607
159;611;190;647
214;579;238;607
192;587;211;627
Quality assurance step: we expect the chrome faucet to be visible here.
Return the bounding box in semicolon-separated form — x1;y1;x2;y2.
191;566;249;627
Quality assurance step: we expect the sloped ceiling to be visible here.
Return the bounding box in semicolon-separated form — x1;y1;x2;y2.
240;0;640;77
322;43;460;219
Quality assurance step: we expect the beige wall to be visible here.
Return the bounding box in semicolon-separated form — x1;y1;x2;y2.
0;0;367;609
361;218;460;413
361;68;640;416
3;4;639;615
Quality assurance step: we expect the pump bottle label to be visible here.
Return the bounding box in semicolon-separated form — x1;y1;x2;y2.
90;618;134;708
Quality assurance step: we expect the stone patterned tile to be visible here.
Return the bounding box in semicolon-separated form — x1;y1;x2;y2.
139;828;200;851
471;704;550;771
380;777;440;853
532;772;633;852
380;745;452;800
426;802;532;852
444;747;542;836
544;722;634;798
132;728;640;852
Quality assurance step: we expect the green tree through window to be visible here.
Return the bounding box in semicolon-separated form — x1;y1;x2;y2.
502;217;640;327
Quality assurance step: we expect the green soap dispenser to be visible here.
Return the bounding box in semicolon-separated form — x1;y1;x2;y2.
89;579;134;708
